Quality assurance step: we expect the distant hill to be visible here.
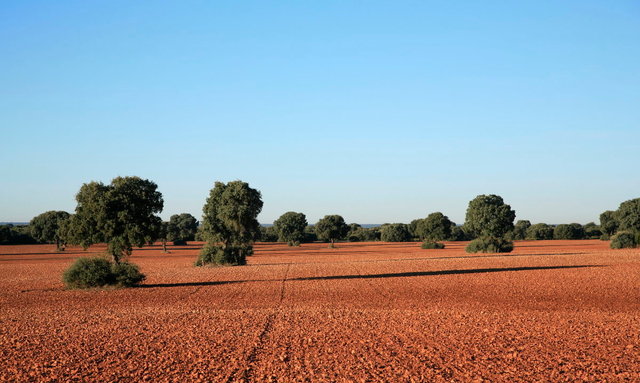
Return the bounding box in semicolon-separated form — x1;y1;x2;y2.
0;222;28;226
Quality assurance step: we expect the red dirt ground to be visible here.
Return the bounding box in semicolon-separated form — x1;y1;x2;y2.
1;240;639;382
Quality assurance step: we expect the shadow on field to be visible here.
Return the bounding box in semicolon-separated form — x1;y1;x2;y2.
137;265;604;289
138;280;246;288
290;265;604;282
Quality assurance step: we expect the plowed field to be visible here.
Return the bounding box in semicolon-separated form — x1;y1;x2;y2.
1;240;639;382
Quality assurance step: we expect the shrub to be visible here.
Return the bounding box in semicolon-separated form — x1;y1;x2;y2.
63;257;146;288
553;223;585;240
421;241;445;249
63;257;115;288
111;262;146;287
172;239;187;246
610;231;638;249
196;244;248;266
466;237;514;253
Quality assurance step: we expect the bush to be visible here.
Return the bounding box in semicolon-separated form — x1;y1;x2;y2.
421;241;445;249
466;237;514;253
196;244;248;266
172;239;187;246
63;257;115;288
111;262;146;287
610;231;638;249
63;257;146;288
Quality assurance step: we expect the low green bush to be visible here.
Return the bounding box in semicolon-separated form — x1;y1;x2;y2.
610;231;638;249
421;241;445;249
172;239;188;246
63;257;114;288
111;262;146;287
63;257;146;289
466;237;513;253
196;244;249;266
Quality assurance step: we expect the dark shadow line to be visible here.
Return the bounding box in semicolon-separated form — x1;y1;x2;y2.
137;280;249;288
0;251;89;256
289;265;604;282
135;265;604;289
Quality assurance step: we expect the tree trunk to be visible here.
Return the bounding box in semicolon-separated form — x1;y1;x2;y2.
162;239;167;253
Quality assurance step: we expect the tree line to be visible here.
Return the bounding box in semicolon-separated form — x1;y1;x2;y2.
2;176;638;288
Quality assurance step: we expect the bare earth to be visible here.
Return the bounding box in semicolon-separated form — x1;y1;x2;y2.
1;240;639;382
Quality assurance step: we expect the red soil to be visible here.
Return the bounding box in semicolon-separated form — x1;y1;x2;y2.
1;240;639;382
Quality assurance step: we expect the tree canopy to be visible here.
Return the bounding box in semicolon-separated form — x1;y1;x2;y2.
167;213;198;244
512;220;531;240
463;194;515;238
380;223;411;242
616;198;640;233
199;180;263;265
273;211;307;246
29;210;70;251
415;212;452;241
315;215;348;247
65;176;164;263
526;223;554;240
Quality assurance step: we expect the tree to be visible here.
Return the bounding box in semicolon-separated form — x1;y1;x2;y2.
512;220;531;240
380;223;411;242
65;176;164;263
463;194;516;239
198;180;263;265
553;223;585;240
526;223;554;240
415;212;452;241
315;215;348;247
273;211;307;246
599;210;619;237
583;222;602;239
167;213;199;245
464;194;515;253
616;198;640;233
29;211;70;251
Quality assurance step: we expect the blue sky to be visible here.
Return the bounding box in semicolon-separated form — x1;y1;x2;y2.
1;1;638;225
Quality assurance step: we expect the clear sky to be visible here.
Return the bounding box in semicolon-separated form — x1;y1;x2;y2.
1;1;638;225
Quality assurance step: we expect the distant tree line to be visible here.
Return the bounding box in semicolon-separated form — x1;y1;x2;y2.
7;176;639;289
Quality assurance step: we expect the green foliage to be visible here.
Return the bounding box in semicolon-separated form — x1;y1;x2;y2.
63;257;146;289
167;213;198;244
63;257;114;288
64;177;164;263
616;198;640;233
0;224;37;245
553;223;585;240
273;211;308;246
196;244;249;266
599;210;619;236
583;222;602;239
526;223;554;240
466;237;514;253
415;212;452;241
199;181;262;266
380;223;411;242
610;231;638;249
30;211;71;250
347;226;380;242
512;220;531;240
463;195;516;239
448;224;467;241
315;215;349;247
421;241;445;249
111;262;146;287
259;226;279;242
201;181;263;246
